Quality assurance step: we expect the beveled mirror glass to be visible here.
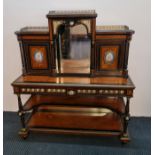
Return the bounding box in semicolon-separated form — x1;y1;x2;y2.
55;20;91;74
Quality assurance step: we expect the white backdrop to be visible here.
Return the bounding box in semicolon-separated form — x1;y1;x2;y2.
3;0;151;116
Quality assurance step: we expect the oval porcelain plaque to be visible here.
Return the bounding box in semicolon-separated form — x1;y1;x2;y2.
34;51;43;62
104;51;114;64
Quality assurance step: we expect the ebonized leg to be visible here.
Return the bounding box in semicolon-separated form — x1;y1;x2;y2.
120;97;130;143
17;94;29;139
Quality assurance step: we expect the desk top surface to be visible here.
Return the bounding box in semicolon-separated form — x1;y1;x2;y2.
12;75;135;89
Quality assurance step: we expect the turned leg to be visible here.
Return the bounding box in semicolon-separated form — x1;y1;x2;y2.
120;97;130;143
17;94;29;139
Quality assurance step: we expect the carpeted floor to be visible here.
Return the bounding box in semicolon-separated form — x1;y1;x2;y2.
3;112;150;155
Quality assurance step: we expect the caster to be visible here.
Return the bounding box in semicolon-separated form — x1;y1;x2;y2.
18;128;29;139
120;132;130;144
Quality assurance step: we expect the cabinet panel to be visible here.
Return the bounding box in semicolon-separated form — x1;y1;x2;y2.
94;37;127;77
22;41;52;75
100;46;119;70
29;46;48;69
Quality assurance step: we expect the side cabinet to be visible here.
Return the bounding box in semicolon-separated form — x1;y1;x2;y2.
94;26;134;77
15;27;55;75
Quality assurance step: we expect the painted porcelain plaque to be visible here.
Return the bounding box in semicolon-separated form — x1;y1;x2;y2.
34;51;43;62
104;51;114;64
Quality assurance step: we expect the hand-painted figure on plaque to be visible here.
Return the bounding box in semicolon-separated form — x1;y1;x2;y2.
104;51;114;64
34;51;43;62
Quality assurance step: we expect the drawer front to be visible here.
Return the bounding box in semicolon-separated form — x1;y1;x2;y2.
13;86;133;97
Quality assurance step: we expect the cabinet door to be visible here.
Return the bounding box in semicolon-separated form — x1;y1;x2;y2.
100;46;119;70
95;40;127;77
23;42;52;75
29;45;48;69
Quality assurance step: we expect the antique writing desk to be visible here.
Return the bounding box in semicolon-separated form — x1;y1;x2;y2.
12;10;135;143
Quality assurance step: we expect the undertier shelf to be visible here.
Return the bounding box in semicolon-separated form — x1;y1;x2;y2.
27;105;123;132
23;95;125;114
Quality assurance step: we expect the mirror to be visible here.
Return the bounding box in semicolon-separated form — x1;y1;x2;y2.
55;20;91;74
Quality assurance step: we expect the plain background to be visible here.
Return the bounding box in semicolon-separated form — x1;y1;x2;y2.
3;0;151;116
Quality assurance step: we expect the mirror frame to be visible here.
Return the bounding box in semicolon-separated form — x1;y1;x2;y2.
47;10;97;77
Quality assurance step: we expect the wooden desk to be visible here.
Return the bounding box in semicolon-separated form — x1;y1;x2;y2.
12;75;135;143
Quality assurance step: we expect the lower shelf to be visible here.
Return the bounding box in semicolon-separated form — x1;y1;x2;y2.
24;95;125;114
27;106;123;132
29;128;122;137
